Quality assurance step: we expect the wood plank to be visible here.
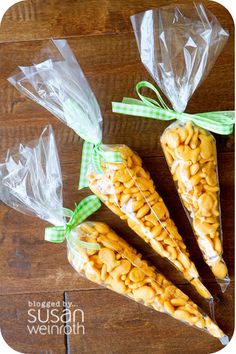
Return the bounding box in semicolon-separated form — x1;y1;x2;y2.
0;0;233;41
0;284;233;354
66;286;234;354
0;291;67;353
0;153;233;296
0;32;234;156
0;1;234;353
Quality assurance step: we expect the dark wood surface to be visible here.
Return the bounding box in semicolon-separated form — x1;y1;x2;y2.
0;1;234;353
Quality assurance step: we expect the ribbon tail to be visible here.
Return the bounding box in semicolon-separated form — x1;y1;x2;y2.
112;101;175;121
191;111;235;135
70;195;101;227
45;225;67;243
197;111;235;120
79;141;94;190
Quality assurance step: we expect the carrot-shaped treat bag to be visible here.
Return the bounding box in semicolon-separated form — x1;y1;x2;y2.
0;130;228;344
112;4;234;292
8;39;212;302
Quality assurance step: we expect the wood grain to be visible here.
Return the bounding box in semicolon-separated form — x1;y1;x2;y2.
66;287;234;354
0;0;234;41
0;0;234;353
0;292;67;353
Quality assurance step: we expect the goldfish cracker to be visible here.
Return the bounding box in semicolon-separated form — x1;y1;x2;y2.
88;144;212;301
161;121;229;291
67;221;227;343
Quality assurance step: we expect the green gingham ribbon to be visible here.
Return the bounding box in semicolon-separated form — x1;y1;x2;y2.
62;98;123;189
79;141;123;189
45;195;101;250
112;81;235;135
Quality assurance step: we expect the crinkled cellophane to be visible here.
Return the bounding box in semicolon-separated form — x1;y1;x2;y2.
67;221;226;341
161;121;229;292
87;144;212;300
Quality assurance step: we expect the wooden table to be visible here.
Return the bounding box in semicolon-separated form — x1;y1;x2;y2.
0;1;234;353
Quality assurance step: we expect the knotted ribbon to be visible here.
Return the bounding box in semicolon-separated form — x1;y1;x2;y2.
62;98;123;189
45;195;101;250
112;81;235;135
79;141;123;189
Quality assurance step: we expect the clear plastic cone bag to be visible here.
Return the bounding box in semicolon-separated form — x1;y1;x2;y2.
8;39;213;302
131;3;230;291
68;221;228;345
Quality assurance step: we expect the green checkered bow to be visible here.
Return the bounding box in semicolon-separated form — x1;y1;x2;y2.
79;141;123;189
45;195;101;250
112;81;235;135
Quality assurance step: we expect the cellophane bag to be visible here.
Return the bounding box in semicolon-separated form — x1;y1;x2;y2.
130;3;230;291
8;39;214;302
0;126;227;343
68;221;228;343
